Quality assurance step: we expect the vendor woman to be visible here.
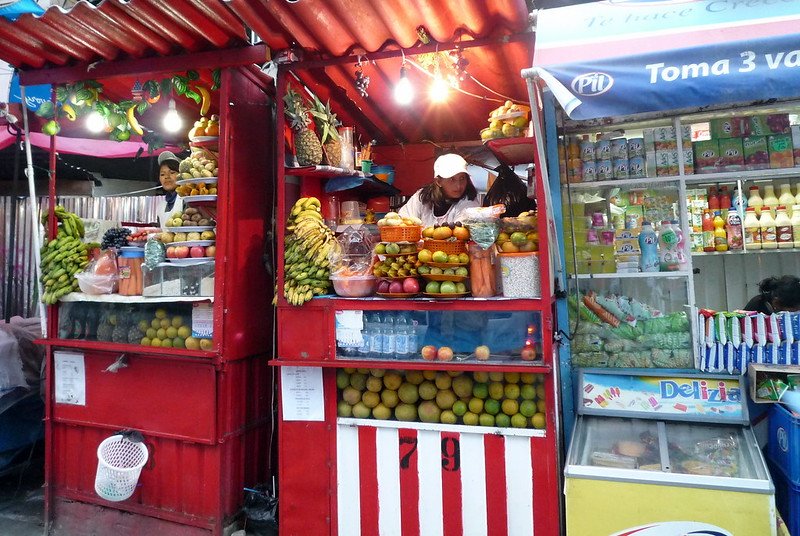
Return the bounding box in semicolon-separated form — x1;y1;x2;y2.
398;153;480;226
155;151;184;227
744;275;800;314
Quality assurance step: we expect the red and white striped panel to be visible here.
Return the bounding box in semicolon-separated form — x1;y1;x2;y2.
336;423;537;536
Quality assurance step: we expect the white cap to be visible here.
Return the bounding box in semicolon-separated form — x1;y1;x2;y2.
157;151;180;166
434;153;468;179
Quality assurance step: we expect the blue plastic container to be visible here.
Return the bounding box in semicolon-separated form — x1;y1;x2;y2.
371;165;395;184
768;403;800;485
770;461;800;536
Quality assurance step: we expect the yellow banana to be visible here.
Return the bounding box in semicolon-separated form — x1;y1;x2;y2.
127;104;143;135
197;85;211;116
62;104;77;121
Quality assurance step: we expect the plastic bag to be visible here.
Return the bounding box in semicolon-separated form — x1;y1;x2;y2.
75;250;118;294
144;233;166;269
462;204;505;249
329;225;374;276
483;164;536;217
243;485;278;536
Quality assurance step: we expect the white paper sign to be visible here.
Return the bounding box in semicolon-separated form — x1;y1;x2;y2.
54;351;86;406
192;303;214;339
281;366;324;421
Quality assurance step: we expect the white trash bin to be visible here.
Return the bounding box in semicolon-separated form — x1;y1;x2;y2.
94;434;149;502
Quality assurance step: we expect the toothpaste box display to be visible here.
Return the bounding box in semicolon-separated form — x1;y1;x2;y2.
710;116;749;138
743;136;770;170
693;139;720;173
718;137;744;171
769;134;794;169
750;114;791;136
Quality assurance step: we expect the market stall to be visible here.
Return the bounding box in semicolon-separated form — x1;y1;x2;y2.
525;0;800;533
0;4;275;533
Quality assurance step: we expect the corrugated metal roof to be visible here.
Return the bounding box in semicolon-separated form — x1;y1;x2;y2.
0;0;533;144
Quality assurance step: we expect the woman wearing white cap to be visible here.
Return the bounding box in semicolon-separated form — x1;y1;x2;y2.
398;153;480;227
155;151;184;227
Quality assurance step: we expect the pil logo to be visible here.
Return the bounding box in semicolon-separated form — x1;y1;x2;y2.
571;72;614;96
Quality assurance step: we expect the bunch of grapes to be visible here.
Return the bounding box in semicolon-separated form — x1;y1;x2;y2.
101;228;132;249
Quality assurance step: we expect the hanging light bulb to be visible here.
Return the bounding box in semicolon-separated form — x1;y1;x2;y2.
86;111;105;133
429;75;449;103
163;98;182;132
394;64;414;105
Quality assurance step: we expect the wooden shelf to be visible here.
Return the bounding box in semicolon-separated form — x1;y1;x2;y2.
284;165;401;196
270;357;551;374
337;417;547;437
39;338;216;359
485;136;535;166
562;167;800;190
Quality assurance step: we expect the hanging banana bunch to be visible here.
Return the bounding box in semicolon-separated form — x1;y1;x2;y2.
282;197;338;306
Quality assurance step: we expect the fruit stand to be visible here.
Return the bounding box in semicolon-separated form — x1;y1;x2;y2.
13;49;274;534
272;44;561;535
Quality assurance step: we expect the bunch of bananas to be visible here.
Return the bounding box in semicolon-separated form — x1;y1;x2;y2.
283;197;338;306
39;206;91;305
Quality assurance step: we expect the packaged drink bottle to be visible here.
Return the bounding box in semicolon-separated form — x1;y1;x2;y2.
748;186;764;216
760;209;778;249
658;220;681;271
779;184;796;217
763;184;779;218
381;312;396;358
792;204;800;248
407;318;418;355
732;186;748;213
358;314;372;356
394;313;409;359
702;209;716;252
368;313;383;355
708;186;720;211
638;221;660;272
725;209;743;251
744;207;762;250
713;211;728;252
670;219;688;269
776;205;793;249
719;186;732;215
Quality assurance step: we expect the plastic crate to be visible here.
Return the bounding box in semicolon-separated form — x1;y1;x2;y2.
771;461;800;536
768;403;800;485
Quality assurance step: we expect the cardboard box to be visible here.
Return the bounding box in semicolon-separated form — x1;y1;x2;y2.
748;362;800;403
750;114;791;136
655;148;679;177
743;136;769;170
710;116;749;138
682;141;694;175
643;129;657;178
693;139;720;173
718;137;744;171
769;134;794;169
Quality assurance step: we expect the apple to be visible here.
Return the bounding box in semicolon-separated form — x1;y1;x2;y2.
521;345;537;361
174;246;190;259
378;280;391;293
437;346;454;361
166;246;177;258
190;246;206;258
205;245;216;258
402;278;420;293
389;281;404;294
421;345;437;361
475;345;490;361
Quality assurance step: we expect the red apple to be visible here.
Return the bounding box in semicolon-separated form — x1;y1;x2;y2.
205;245;216;258
166;246;177;258
521;345;537;361
475;345;490;361
190;246;206;258
174;246;190;259
421;345;437;361
389;281;404;294
402;277;420;293
437;346;454;361
377;280;391;293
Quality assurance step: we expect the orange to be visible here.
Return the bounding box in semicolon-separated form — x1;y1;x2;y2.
453;226;470;241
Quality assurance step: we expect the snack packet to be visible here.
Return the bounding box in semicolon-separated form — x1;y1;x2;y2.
462;204;505;250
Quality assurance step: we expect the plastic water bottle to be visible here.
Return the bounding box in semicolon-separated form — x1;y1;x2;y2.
395;313;409;359
381;312;396;359
638;221;659;272
358;312;372;356
368;313;383;356
658;220;680;271
670;219;688;270
407;317;418;357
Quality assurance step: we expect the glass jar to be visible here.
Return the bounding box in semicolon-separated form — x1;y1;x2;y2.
118;248;144;296
340;127;354;171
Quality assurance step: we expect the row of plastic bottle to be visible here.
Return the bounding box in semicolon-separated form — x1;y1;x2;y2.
708;183;800;218
358;312;418;359
638;220;687;272
743;205;800;250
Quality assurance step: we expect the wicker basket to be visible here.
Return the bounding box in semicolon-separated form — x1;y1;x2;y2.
380;225;421;243
423;239;467;255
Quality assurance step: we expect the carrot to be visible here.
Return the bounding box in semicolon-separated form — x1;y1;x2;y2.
582;292;620;327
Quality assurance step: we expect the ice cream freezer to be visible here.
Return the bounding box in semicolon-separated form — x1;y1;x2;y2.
565;369;776;536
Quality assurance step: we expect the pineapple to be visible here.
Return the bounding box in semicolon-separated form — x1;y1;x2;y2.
284;87;323;166
310;96;342;168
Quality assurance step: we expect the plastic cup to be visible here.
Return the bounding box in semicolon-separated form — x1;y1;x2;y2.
361;160;373;174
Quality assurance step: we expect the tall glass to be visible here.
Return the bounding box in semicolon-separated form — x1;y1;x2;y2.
340;127;354;171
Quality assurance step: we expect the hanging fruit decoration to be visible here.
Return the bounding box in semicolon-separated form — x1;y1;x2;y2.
36;69;221;152
354;57;370;98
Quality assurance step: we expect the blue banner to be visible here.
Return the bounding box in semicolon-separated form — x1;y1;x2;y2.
541;31;800;120
8;73;50;112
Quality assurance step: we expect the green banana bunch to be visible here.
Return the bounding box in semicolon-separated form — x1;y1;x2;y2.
39;206;89;305
283;196;338;306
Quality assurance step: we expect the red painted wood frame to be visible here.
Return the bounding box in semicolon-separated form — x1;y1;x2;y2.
273;48;562;535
